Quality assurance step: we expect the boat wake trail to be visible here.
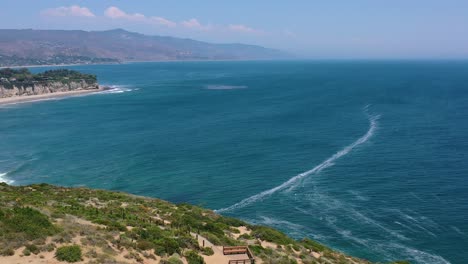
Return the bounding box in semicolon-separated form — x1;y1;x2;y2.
216;109;380;214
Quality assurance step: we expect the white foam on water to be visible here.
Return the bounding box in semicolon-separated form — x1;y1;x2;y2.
399;245;451;264
409;192;426;202
348;207;409;241
98;85;136;94
394;221;419;234
348;190;370;201
0;172;14;185
205;85;248;90
295;188;449;263
336;226;451;264
0;97;65;108
450;226;466;236
216;110;380;213
398;212;440;237
256;216;307;231
249;215;323;240
294;191;409;241
322;212;450;264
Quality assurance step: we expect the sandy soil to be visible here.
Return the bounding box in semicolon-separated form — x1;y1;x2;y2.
192;232;252;264
0;215;156;264
233;226;251;239
0;216;318;264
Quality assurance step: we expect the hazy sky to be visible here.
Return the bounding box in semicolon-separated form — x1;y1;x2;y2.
1;0;468;59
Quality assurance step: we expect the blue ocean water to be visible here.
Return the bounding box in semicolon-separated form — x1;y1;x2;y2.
1;61;467;263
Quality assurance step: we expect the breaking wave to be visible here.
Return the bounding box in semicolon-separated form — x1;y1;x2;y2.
0;172;14;185
99;85;137;94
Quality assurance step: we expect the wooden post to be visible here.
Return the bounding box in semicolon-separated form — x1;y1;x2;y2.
202;240;205;247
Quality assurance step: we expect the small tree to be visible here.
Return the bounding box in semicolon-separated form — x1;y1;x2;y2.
185;250;205;264
55;245;82;262
201;247;214;256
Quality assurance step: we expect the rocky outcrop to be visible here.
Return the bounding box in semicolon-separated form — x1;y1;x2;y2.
0;81;99;98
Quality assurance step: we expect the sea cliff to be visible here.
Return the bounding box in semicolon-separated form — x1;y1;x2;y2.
0;68;100;104
0;80;99;98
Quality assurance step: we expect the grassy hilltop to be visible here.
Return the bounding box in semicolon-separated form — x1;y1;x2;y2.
0;183;408;264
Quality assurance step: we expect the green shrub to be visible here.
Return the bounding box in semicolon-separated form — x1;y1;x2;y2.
1;248;15;256
176;236;199;250
155;237;180;255
164;253;184;264
230;227;241;234
154;245;166;256
137;240;154;251
292;244;300;251
0;207;58;240
55;245;82;262
25;244;40;255
185;250;205;264
249;245;265;255
275;256;298;264
239;233;253;240
217;216;245;227
251;226;294;245
301;238;329;252
202;247;214;256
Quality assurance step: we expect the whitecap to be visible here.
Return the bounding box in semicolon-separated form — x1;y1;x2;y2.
98;85;136;94
0;172;14;185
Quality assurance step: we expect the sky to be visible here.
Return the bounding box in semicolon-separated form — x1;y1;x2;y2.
1;0;468;59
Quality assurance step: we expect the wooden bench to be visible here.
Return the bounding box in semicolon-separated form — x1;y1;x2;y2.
223;246;255;264
223;246;248;255
228;260;251;264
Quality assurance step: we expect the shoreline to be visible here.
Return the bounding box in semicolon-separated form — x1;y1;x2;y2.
0;58;288;69
0;87;106;106
0;62;121;69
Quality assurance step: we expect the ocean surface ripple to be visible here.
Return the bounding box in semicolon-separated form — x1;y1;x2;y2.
1;61;467;264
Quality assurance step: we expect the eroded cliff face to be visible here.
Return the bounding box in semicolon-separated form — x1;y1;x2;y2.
0;81;99;98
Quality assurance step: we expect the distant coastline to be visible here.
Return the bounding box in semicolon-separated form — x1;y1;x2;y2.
0;62;120;70
0;58;287;69
0;86;106;106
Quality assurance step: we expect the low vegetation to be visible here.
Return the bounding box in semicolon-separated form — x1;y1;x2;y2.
0;183;407;263
0;206;59;240
0;68;97;89
0;54;118;68
55;245;83;262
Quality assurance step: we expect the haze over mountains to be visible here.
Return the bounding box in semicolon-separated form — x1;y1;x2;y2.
0;29;289;66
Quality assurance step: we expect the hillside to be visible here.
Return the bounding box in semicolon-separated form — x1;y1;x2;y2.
0;29;289;66
0;183;408;264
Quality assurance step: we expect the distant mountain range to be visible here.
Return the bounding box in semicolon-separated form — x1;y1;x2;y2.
0;29;290;66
